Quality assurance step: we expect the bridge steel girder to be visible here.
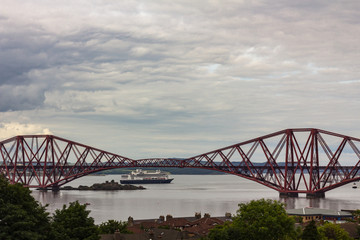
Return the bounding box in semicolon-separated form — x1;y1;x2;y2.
1;128;360;197
173;128;360;197
0;135;134;188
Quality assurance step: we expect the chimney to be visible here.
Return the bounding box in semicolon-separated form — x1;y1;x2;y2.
204;213;210;218
128;216;134;227
225;212;232;218
159;215;165;222
195;212;201;219
166;214;173;221
114;229;121;240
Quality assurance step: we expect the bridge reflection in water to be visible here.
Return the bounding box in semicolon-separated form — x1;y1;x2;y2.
1;128;360;198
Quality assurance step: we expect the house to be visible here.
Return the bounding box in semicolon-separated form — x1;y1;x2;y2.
100;212;232;240
100;228;198;240
287;207;353;223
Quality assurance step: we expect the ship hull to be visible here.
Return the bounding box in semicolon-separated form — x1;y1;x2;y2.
120;178;174;184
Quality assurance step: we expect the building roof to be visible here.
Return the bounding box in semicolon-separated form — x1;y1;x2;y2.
126;213;229;238
192;217;224;226
100;228;199;240
287;208;353;217
185;218;224;235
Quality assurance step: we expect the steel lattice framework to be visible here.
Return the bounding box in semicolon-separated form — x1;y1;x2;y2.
1;128;360;197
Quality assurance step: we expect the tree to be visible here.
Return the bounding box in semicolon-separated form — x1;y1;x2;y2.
352;209;360;223
208;223;232;240
51;201;99;240
318;222;352;240
98;219;131;234
232;198;297;240
0;175;52;240
302;220;321;240
208;199;297;240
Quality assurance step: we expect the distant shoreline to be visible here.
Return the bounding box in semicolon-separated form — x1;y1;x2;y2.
91;168;225;175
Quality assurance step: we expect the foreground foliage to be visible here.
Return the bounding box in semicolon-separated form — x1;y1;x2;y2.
301;220;321;240
0;176;52;240
51;201;100;240
318;222;352;240
98;219;131;234
208;199;297;240
0;176;100;240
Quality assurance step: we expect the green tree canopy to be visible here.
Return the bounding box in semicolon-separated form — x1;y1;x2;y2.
98;219;130;234
233;198;297;240
318;222;352;240
208;222;232;240
302;220;321;240
0;175;52;240
51;201;99;240
352;209;360;223
208;198;297;240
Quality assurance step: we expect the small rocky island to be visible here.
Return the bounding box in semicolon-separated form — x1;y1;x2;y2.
60;180;145;191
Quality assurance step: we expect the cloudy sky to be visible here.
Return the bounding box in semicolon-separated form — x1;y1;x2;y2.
0;0;359;159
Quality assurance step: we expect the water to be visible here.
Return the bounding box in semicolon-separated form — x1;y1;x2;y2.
31;174;360;224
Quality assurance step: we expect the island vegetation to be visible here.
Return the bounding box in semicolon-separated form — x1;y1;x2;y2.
60;180;145;191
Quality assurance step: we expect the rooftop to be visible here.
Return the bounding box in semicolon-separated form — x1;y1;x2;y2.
287;208;353;217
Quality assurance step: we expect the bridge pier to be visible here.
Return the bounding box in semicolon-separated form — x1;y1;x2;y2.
37;185;60;192
306;192;325;198
279;192;299;198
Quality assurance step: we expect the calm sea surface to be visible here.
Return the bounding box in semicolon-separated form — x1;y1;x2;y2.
32;174;360;224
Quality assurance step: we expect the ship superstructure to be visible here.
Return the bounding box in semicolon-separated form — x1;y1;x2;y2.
120;169;174;184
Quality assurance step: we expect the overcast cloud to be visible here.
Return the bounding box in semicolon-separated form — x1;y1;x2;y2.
0;0;359;158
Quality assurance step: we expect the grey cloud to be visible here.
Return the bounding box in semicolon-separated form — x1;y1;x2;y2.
0;84;46;111
0;36;51;85
0;1;360;157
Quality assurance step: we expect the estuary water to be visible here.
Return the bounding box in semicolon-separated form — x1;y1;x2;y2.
31;174;360;224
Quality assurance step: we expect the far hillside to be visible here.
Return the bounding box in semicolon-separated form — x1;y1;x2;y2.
92;162;274;175
92;168;225;175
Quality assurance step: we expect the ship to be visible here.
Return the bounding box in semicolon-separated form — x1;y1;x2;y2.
120;169;174;184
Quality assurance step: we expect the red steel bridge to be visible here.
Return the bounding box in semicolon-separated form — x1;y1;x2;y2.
1;128;360;198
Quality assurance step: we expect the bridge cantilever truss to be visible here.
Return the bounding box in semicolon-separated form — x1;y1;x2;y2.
1;128;360;197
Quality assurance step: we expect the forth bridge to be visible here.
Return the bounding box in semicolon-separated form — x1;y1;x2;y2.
1;128;360;198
